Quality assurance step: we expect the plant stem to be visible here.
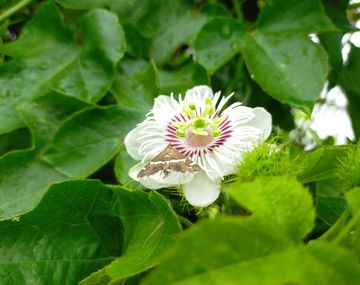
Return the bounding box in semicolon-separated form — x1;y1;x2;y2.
0;0;34;23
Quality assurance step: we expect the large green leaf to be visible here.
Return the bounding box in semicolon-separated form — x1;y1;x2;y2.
158;61;209;95
240;32;328;111
0;2;125;134
194;18;244;74
20;91;90;152
143;217;360;285
0;150;66;220
225;176;315;244
142;217;289;285
195;0;334;111
0;180;181;285
43;106;141;178
80;186;181;284
112;59;159;117
257;0;336;33
135;0;226;65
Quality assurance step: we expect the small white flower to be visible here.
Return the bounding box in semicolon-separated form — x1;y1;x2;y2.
125;86;272;207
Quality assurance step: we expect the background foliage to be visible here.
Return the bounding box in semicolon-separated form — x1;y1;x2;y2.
0;0;360;284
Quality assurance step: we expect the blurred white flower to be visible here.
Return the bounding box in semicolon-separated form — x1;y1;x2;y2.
292;85;354;149
311;86;354;145
125;86;272;207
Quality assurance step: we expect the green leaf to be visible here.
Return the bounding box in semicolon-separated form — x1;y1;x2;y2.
257;0;336;33
0;128;32;157
19;91;90;153
0;180;181;285
319;32;344;88
297;146;349;184
321;0;352;31
56;0;149;22
135;0;210;64
340;45;360;94
225;176;315;244
142;217;289;285
344;187;360;257
195;17;329;111
43;106;141;178
239;32;328;111
112;59;159;117
143;217;360;285
123;23;151;58
0;150;66;220
80;186;181;284
194;0;334;111
0;2;125;134
315;180;347;226
158;61;209;95
340;45;360;139
50;8;126;102
194;18;244;74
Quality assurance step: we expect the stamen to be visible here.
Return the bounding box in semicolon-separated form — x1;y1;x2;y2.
173;98;227;140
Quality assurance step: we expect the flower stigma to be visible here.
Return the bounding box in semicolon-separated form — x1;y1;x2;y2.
172;98;226;149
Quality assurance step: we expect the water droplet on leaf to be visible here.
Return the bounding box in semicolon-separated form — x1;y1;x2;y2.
220;24;232;39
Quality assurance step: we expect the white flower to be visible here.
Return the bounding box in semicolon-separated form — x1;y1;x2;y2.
125;86;272;207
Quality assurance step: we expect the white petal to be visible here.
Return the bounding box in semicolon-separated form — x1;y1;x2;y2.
194;152;224;181
183;171;221;207
246;107;272;140
129;163;195;189
124;119;167;161
153;95;181;127
124;127;145;160
184;86;214;105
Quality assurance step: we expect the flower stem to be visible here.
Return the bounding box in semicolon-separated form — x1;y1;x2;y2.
0;0;34;23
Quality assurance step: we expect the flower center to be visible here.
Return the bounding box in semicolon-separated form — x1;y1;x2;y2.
186;130;213;147
172;98;226;145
